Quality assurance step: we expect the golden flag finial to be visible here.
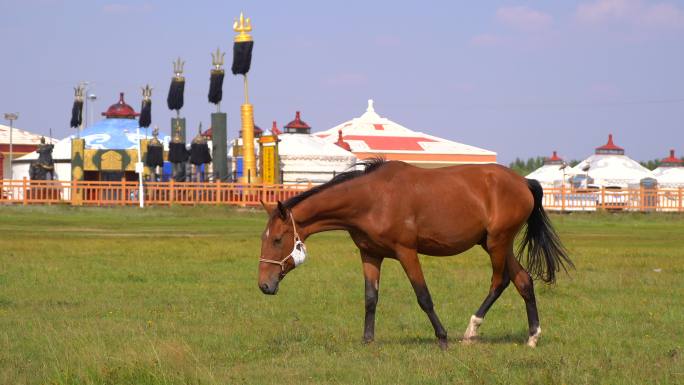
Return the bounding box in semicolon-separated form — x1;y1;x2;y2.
141;84;153;101
211;47;225;70
172;57;185;79
233;12;252;43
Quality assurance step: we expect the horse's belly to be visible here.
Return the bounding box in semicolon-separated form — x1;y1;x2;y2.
416;232;482;256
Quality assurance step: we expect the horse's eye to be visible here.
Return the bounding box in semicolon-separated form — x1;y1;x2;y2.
273;237;282;246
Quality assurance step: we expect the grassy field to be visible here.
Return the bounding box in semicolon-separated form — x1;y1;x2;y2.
0;206;682;385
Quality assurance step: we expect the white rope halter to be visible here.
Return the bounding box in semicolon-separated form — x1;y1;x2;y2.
259;213;307;271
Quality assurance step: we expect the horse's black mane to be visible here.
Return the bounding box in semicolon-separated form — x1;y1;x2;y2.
283;158;387;209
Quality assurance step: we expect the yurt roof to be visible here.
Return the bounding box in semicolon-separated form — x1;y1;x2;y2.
315;100;495;158
656;167;684;187
0;124;56;145
571;134;653;186
278;133;356;160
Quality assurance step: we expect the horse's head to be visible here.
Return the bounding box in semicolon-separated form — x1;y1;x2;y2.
258;200;307;295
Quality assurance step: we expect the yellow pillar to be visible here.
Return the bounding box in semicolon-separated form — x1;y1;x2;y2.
240;103;260;183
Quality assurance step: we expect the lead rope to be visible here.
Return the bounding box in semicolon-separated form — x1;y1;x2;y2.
259;213;300;271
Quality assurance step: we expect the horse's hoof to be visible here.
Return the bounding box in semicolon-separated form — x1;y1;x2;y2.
526;326;541;348
363;337;374;344
461;337;479;345
438;339;449;350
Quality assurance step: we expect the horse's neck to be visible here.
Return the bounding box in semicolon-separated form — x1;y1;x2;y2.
292;181;369;240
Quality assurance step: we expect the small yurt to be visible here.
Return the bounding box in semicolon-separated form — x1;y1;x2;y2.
277;112;356;184
654;150;684;187
526;151;572;187
570;134;653;188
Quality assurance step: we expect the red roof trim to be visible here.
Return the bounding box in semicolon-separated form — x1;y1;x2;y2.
343;135;436;151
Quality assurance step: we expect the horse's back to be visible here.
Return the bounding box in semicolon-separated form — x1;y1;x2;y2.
367;161;533;255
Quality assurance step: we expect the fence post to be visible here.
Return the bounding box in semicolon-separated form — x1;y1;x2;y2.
120;177;126;206
679;187;683;213
561;184;566;212
170;179;175;205
600;186;605;211
22;177;28;206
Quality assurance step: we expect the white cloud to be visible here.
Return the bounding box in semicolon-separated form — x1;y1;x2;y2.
470;33;502;46
324;73;367;87
496;6;553;30
102;3;153;14
576;0;684;29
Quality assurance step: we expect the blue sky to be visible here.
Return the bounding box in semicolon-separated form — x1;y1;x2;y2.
1;0;683;163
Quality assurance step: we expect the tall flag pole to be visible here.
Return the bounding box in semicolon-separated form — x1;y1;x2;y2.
209;47;229;181
232;12;258;184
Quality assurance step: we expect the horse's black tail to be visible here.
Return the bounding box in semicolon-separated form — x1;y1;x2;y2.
516;179;574;284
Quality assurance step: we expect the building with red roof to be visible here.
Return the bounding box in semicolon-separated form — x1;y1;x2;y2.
315;100;496;167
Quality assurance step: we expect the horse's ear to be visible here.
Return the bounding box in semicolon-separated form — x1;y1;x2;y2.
276;200;288;220
260;199;276;216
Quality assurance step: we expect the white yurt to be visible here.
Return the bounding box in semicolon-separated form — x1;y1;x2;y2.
316;100;496;168
526;151;573;187
653;150;684;187
278;112;356;184
570;134;653;188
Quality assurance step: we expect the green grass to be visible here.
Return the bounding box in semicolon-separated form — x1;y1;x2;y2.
0;206;682;385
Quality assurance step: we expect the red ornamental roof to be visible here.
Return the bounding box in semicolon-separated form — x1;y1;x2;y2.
595;134;624;155
102;92;139;119
661;149;682;165
271;121;282;135
202;127;212;138
284;111;311;132
545;150;563;165
335;130;351;151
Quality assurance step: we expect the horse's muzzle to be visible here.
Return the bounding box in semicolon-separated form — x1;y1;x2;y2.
259;281;279;295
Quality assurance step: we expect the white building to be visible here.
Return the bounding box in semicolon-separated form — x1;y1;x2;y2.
316;100;496;168
526;151;573;187
571;134;653;188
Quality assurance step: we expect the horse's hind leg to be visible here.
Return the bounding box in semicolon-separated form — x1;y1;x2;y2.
463;235;511;343
396;248;448;350
360;252;383;343
507;255;541;347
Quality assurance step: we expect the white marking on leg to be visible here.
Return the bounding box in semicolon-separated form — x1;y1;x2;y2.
462;315;484;342
527;326;541;348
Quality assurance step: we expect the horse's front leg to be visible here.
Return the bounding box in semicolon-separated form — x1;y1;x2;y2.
397;248;448;350
361;252;383;343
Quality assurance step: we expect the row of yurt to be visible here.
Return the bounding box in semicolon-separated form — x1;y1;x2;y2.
527;134;684;188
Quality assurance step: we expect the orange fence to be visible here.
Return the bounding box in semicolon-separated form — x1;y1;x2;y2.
0;178;312;207
1;178;683;212
539;186;684;212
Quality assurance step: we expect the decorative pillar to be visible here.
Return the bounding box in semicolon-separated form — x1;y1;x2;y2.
212;113;228;181
71;138;85;204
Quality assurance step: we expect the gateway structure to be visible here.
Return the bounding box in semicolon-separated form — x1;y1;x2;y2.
570;134;653;187
316;100;496;167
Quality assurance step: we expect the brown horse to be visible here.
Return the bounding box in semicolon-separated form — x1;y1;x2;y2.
258;159;572;349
